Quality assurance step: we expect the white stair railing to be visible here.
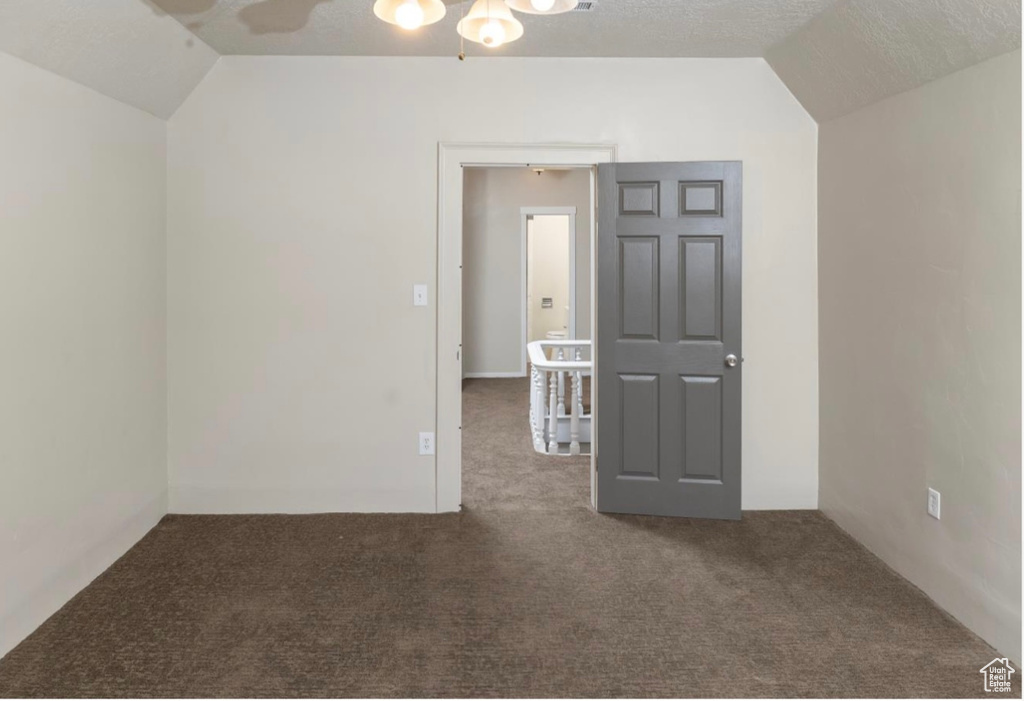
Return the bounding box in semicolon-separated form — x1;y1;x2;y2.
528;340;592;456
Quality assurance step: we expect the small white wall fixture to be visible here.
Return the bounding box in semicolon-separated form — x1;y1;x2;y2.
521;206;577;375
437;143;616;512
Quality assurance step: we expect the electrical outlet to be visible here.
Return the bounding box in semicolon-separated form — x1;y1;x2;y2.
419;432;435;456
927;488;941;519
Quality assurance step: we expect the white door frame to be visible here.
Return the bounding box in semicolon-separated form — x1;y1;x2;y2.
436;143;616;513
520;206;577;375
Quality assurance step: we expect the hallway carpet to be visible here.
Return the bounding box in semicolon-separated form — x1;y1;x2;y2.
0;378;1008;697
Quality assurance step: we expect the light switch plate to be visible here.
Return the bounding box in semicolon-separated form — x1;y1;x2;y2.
927;488;941;519
413;284;428;307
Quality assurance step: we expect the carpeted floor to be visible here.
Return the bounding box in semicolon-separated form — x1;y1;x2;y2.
0;378;1010;698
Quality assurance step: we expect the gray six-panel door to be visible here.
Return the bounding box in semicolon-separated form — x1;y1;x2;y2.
596;162;742;519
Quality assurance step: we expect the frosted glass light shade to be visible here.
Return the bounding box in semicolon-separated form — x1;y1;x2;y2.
506;0;578;14
374;0;446;28
457;0;524;47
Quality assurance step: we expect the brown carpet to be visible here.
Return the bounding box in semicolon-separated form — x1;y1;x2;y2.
0;378;1011;698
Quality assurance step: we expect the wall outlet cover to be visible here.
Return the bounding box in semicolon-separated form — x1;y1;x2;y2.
927;488;941;519
419;432;435;455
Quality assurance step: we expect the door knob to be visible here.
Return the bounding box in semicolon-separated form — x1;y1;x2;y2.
725;354;738;368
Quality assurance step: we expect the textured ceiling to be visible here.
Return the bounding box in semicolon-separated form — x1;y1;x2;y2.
0;0;218;119
0;0;1019;121
766;0;1022;122
147;0;841;57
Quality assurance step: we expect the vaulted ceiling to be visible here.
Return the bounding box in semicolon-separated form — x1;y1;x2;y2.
0;0;218;119
147;0;841;58
0;0;1019;121
766;0;1023;121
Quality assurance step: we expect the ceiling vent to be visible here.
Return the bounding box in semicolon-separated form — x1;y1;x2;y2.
571;1;596;11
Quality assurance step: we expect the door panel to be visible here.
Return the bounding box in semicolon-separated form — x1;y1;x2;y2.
680;375;723;481
619;238;659;339
619;374;660;478
619;182;660;216
680;237;722;340
597;161;742;519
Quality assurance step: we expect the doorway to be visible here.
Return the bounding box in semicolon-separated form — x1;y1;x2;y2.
439;147;744;521
437;144;616;513
524;207;577;372
459;167;592;510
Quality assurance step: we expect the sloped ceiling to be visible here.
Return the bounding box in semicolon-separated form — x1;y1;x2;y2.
0;0;218;119
766;0;1022;122
147;0;840;58
0;0;1019;121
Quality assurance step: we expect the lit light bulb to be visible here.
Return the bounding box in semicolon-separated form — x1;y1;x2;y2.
530;0;556;10
479;19;506;47
394;0;425;29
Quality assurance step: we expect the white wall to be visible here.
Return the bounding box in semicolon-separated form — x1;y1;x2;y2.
167;56;819;514
818;50;1021;662
463;167;589;376
0;52;168;657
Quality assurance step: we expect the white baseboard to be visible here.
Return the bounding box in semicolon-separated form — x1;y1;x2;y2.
0;491;166;659
463;372;527;379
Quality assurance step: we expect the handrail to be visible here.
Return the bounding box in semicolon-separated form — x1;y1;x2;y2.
527;340;591;372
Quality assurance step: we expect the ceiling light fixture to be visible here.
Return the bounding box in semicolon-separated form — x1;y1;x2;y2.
395;1;425;29
373;0;446;30
374;0;580;53
506;0;579;14
457;0;524;48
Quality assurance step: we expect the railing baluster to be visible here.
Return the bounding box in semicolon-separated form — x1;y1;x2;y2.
569;370;581;455
530;365;543;452
547;368;559;455
536;364;544;450
574;347;584;416
556;348;566;419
